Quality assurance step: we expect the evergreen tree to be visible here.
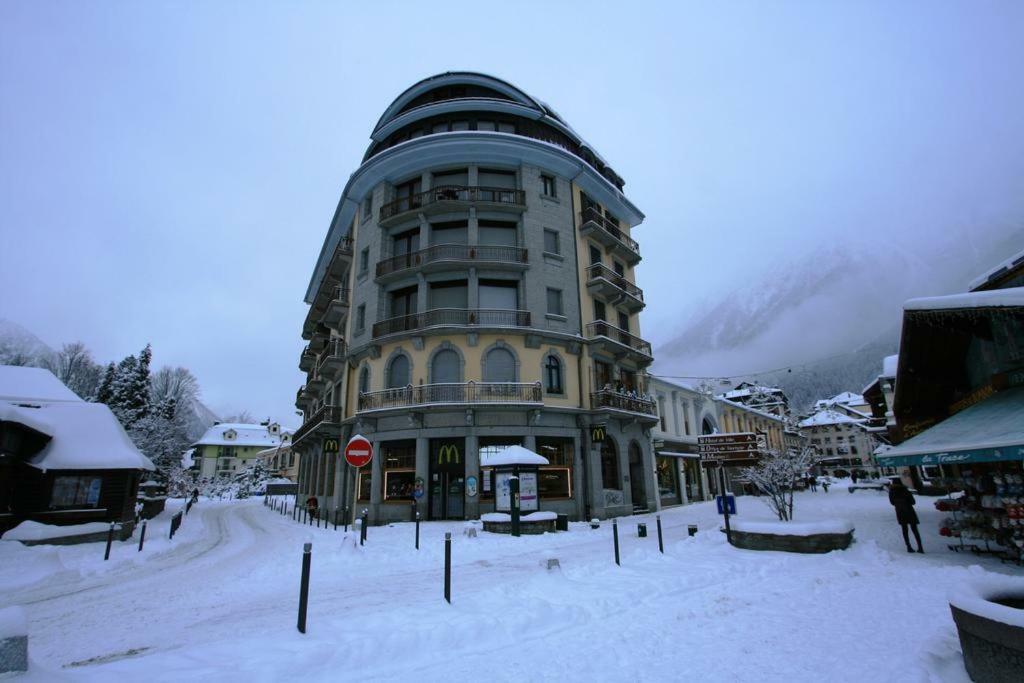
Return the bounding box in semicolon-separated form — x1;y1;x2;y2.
95;362;116;404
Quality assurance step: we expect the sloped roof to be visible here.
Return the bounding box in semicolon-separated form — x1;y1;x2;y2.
194;423;284;448
799;409;864;428
0;365;82;403
904;286;1024;312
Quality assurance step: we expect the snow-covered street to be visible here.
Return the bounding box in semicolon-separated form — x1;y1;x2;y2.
2;487;1021;682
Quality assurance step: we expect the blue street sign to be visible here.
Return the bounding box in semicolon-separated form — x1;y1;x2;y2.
716;495;736;516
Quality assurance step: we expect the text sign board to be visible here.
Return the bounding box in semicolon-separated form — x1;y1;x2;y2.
698;432;759;463
496;472;539;512
345;434;373;468
716;495;737;516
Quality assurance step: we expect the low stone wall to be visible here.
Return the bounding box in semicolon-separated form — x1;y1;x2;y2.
482;519;555;535
21;521;134;546
950;598;1024;683
728;529;853;554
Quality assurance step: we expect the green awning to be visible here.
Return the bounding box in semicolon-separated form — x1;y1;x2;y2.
876;387;1024;467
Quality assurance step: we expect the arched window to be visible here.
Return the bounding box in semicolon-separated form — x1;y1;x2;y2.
483;347;516;382
431;349;460;383
387;354;410;389
544;354;562;394
358;366;370;394
701;417;716;435
600;437;619;489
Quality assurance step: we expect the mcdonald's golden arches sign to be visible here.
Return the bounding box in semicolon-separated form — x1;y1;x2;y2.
323;438;340;455
591;424;606;442
437;443;461;465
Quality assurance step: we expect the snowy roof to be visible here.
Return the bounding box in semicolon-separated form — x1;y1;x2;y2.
0;365;83;403
882;354;898;379
720;384;785;400
798;409;864;428
194;423;284;448
813;392;865;410
878;387;1024;460
480;445;549;467
714;397;785;424
0;401;154;471
904;286;1024;312
967;247;1024;291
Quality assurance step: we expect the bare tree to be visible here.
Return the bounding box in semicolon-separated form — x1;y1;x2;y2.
42;342;102;399
221;410;256;424
741;447;816;521
151;366;200;407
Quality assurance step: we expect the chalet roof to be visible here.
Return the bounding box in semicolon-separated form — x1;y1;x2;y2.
0;365;82;403
968;247;1024;291
904;286;1024;312
798;409;864;428
194;423;285;448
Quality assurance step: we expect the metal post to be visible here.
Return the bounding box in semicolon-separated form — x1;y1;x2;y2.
360;510;368;546
344;506;349;533
415;511;420;550
302;506;307;525
656;514;664;554
297;542;312;634
720;465;732;544
137;519;147;552
444;532;451;604
334;508;338;531
104;522;115;561
510;476;521;538
613;519;620;566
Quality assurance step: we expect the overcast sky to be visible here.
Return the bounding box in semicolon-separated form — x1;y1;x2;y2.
2;1;1023;427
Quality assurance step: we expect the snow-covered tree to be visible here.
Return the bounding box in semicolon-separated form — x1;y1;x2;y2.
95;362;116;404
42;342;103;400
151;366;199;410
740;447;816;521
108;344;152;427
221;410;256;424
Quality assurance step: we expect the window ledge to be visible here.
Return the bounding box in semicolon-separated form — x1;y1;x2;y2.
542;252;564;263
539;193;560;204
545;313;567;322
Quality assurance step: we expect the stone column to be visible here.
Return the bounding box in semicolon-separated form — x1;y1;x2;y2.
368;439;383;523
464;434;480;520
415;437;430;519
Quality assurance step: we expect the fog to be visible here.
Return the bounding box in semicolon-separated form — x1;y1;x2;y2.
2;1;1022;424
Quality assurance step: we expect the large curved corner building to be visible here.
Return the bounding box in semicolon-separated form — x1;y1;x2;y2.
294;72;656;523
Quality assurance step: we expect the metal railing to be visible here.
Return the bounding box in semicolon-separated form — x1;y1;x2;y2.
376;244;528;277
579;207;640;256
315;339;346;371
585;321;653;357
372;308;530;338
586;263;644;301
292;404;344;445
379;185;526;221
337;234;354;255
591;389;658;416
358;381;542;411
331;286;351;306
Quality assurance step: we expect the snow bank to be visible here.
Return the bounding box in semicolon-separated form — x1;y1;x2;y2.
1;520;116;541
948;576;1024;628
0;606;27;638
480;511;557;523
731;519;854;536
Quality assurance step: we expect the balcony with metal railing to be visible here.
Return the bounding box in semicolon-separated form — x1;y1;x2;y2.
372;308;530;339
376;244;528;280
298;345;315;372
322;286;351;328
292;404;344;447
585;263;645;313
315;339;347;382
585;321;653;363
379;185;526;225
358;381;542;413
295;385;314;410
590;389;658;421
578;207;640;265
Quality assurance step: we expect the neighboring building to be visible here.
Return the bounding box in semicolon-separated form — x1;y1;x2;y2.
257;435;297;482
193;422;286;480
649;377;719;506
812;391;873;420
967;246;1024;292
798;408;878;477
0;366;154;541
718;382;789;417
293;72;658;523
862;354;898;452
713;393;792;494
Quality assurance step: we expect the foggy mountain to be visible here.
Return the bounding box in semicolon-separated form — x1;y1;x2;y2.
654;226;1024;412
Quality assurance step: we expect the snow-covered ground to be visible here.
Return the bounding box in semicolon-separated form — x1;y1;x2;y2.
2;484;1022;682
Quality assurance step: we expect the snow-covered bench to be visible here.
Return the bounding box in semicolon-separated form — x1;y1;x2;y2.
480;511;557;535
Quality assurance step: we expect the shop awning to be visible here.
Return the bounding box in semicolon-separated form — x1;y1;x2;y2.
876;387;1024;467
657;450;700;459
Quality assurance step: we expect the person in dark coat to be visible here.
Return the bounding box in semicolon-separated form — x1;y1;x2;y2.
889;481;923;553
851;470;859;484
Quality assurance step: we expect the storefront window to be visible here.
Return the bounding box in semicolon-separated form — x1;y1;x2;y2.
51;476;102;509
656;457;679;499
357;469;372;502
536;437;573;498
601;438;619;489
382;441;416;501
479;437;521;500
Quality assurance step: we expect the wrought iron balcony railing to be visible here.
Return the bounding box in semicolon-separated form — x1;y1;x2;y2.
585;321;653;358
372;308;530;338
376;244;527;278
579;206;640;257
591;389;658;416
358;381;542;412
379;185;526;221
585;263;644;301
292;405;344;446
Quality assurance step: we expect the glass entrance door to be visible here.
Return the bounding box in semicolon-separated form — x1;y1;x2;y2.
429;439;465;520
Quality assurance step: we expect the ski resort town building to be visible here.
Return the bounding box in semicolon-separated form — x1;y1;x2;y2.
292;72;658;524
192;422;287;480
648;377;719;506
798;408;880;477
256;436;297;482
0;365;154;542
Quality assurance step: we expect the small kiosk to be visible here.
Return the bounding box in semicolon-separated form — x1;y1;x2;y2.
479;445;557;534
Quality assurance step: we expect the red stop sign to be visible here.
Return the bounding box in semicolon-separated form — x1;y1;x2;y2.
345;435;373;468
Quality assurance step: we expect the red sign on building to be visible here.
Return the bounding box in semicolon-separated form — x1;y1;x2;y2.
345;434;373;468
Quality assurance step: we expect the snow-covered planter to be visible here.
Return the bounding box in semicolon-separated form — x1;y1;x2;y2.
948;577;1024;683
0;606;28;674
726;519;854;554
1;520;126;546
480;511;557;535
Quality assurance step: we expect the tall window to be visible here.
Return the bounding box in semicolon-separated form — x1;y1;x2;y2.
537;437;573;498
543;229;560;255
359;366;370;394
362;195;372;221
387;354;410;388
382;441;416;501
483;347;516;382
356;304;366;331
600;438;619;489
546;288;563;316
545;354;563;394
541;174;556;197
589;245;602;266
431;349;460;383
360;248;369;274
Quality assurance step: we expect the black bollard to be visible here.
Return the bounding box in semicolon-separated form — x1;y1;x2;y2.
613;519;620;566
104;522;115;561
415;511;420;550
302;507;307;525
137;519;147;552
344;507;349;533
297;542;312;634
510;477;521;538
360;511;368;546
688;524;698;537
444;532;451;604
334;509;338;531
656;515;664;554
